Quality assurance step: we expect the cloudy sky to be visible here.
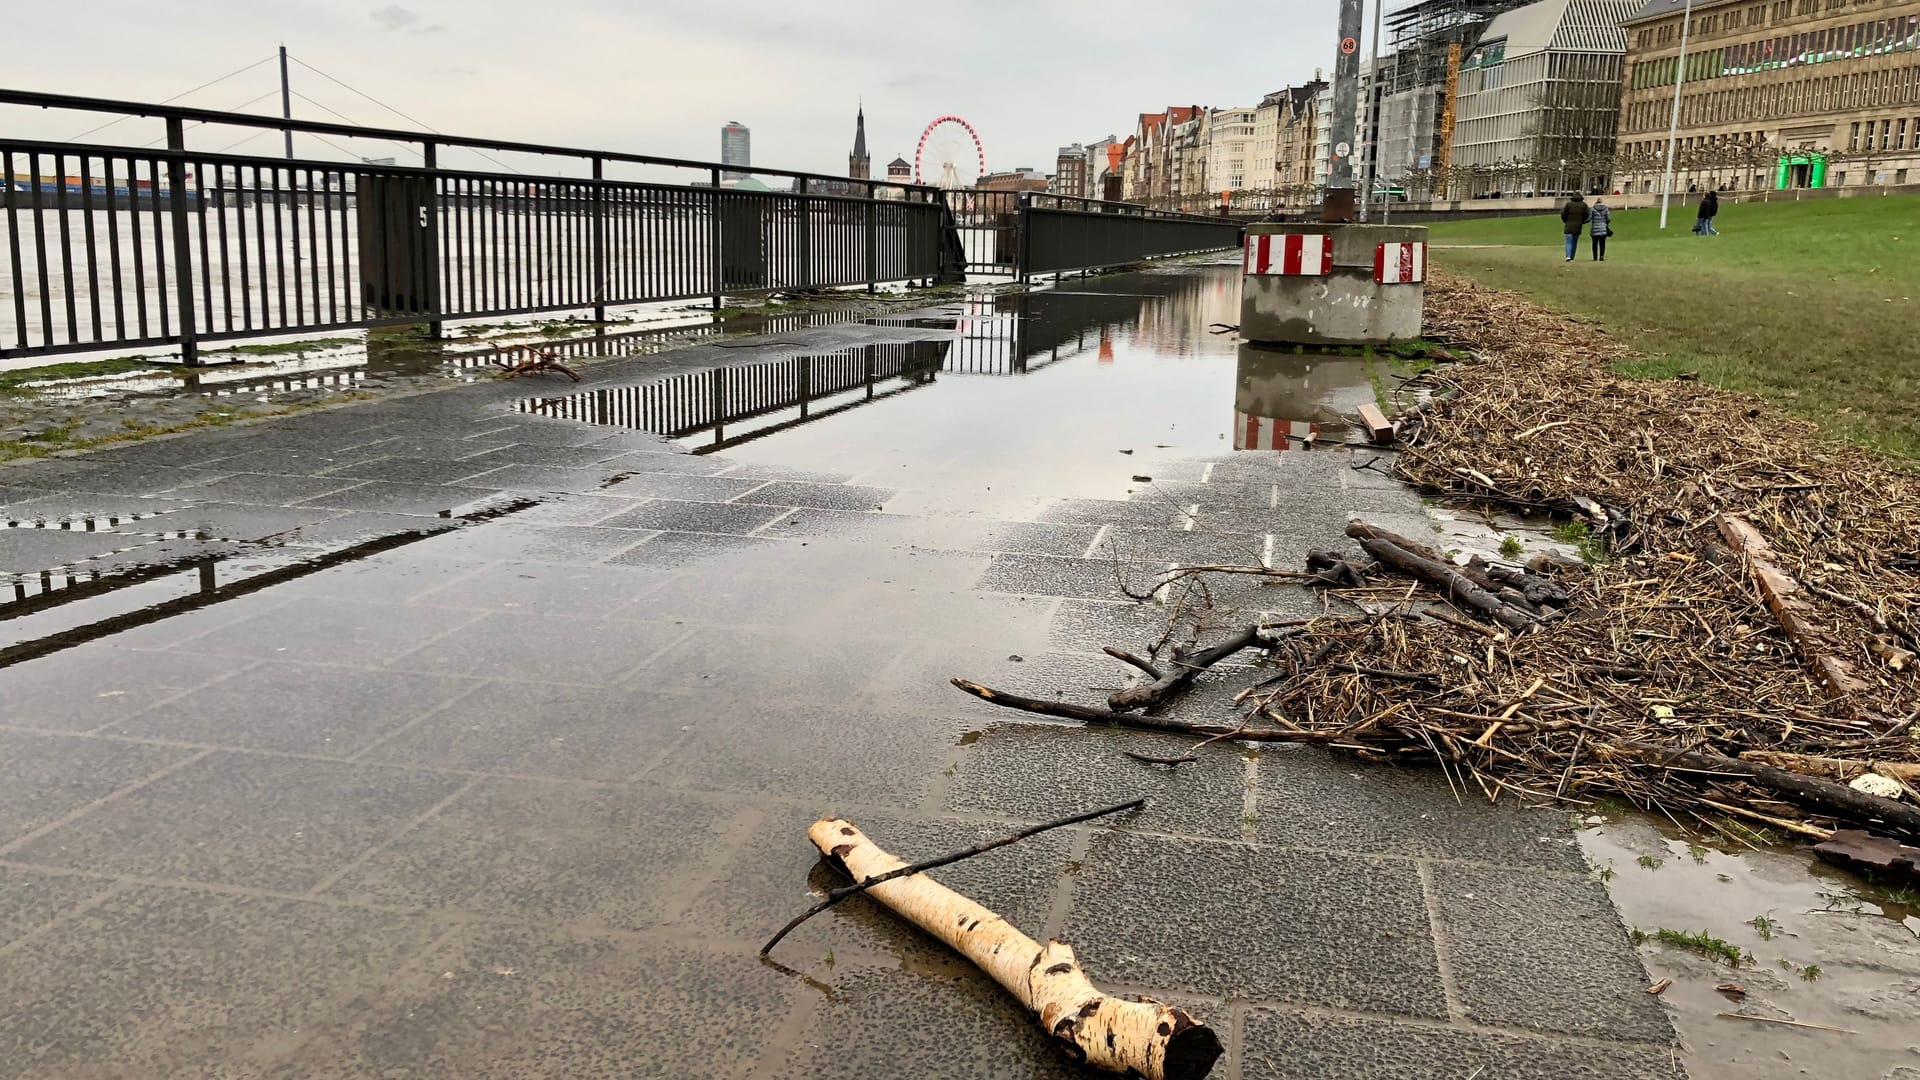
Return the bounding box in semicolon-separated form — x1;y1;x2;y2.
9;1;1352;180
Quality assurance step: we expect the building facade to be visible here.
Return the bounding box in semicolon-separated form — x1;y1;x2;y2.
1205;107;1257;199
720;122;751;181
1451;0;1641;196
1616;0;1920;192
886;156;912;183
1052;144;1090;197
978;168;1050;193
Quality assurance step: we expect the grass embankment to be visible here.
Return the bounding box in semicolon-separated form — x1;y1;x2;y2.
1427;195;1920;459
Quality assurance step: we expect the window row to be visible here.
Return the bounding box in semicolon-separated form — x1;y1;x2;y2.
1630;12;1920;89
1625;61;1920;130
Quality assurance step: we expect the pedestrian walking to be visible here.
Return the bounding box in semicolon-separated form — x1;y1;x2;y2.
1589;198;1612;261
1694;190;1720;236
1560;193;1590;262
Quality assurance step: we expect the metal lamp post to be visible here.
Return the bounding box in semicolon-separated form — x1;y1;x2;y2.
1658;0;1694;229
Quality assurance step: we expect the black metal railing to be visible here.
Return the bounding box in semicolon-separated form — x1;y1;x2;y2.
1;90;959;363
1017;192;1243;278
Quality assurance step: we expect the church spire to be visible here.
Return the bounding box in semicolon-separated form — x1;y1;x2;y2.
849;103;870;180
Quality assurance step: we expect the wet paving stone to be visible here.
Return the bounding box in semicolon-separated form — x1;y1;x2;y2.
408;522;650;564
321;780;736;927
0;491;195;525
456;443;633;469
388;611;689;685
975;552;1159;601
1428;860;1672;1041
269;923;793;1080
1241;1008;1675;1080
945;722;1251;839
100;662;482;757
163;472;366;506
597;448;744;476
411;562;669;618
607;530;802;572
734;480;895;512
0;730;195;846
1256;749;1588;871
0;886;442;1080
650;701;961;807
8;753;470;892
1062;830;1448;1015
454;464;625;494
174;595;485;667
163;501;345;542
0;865;109;949
358;679;692;782
594;498;794;535
298;480;503;516
0;646;240;732
312;454;500;485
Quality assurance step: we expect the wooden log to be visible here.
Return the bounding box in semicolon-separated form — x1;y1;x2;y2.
1718;515;1875;709
950;678;1401;747
1356;402;1396;444
1592;740;1920;843
1737;751;1920;786
805;818;1223;1080
1346;527;1534;632
1108;624;1262;713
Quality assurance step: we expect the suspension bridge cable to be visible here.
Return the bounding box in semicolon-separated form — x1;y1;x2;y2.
287;53;526;174
64;55;277;141
138;90;284;148
289;90;424;161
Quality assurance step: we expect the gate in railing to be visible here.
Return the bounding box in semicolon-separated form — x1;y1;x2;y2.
1;90;959;364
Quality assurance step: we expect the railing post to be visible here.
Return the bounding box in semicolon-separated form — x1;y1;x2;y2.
796;177;811;291
422;141;443;339
1016;192;1032;284
591;156;606;325
864;185;877;294
164;118;199;366
709;166;723;311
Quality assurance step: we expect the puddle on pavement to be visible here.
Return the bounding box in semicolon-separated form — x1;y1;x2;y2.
517;266;1402;502
1584;814;1920;1078
0;496;537;664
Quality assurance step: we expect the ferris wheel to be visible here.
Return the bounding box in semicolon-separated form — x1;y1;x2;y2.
915;115;987;188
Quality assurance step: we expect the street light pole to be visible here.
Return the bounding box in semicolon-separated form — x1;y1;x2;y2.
1658;0;1694;230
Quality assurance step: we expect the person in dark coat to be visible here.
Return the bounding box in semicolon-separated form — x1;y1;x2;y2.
1589;199;1612;261
1560;193;1589;262
1694;190;1720;235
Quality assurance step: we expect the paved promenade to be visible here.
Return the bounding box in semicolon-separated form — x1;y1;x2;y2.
0;269;1676;1078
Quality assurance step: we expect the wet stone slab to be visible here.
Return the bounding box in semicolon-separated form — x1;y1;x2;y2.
269;923;794;1080
0;865;109;949
320;780;739;928
0;886;444;1080
1241;1008;1677;1080
1255;748;1588;871
1428;860;1672;1041
8;753;470;893
1061;830;1449;1016
0;729;195;845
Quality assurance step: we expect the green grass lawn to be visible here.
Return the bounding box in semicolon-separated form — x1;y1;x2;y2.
1427;195;1920;459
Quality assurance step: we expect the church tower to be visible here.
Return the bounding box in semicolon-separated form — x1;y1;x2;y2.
848;105;870;180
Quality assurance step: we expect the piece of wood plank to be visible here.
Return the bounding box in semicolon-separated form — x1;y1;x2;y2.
1812;828;1920;884
1718;514;1876;711
1356;402;1395;444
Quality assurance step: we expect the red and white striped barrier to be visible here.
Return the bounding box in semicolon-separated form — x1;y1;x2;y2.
1372;242;1427;284
1244;233;1333;277
1235;412;1318;451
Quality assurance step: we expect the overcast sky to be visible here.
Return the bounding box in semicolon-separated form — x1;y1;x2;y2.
9;1;1352;180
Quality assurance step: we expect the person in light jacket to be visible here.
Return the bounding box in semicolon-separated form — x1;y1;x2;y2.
1560;193;1589;262
1589;199;1612;261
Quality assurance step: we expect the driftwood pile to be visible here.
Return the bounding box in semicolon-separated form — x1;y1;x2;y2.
958;269;1920;856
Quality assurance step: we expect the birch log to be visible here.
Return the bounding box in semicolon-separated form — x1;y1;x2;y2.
807;818;1223;1080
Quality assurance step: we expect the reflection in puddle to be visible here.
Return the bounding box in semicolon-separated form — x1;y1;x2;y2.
1585;815;1920;1078
1233;346;1373;451
517;340;954;452
0;497;536;666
